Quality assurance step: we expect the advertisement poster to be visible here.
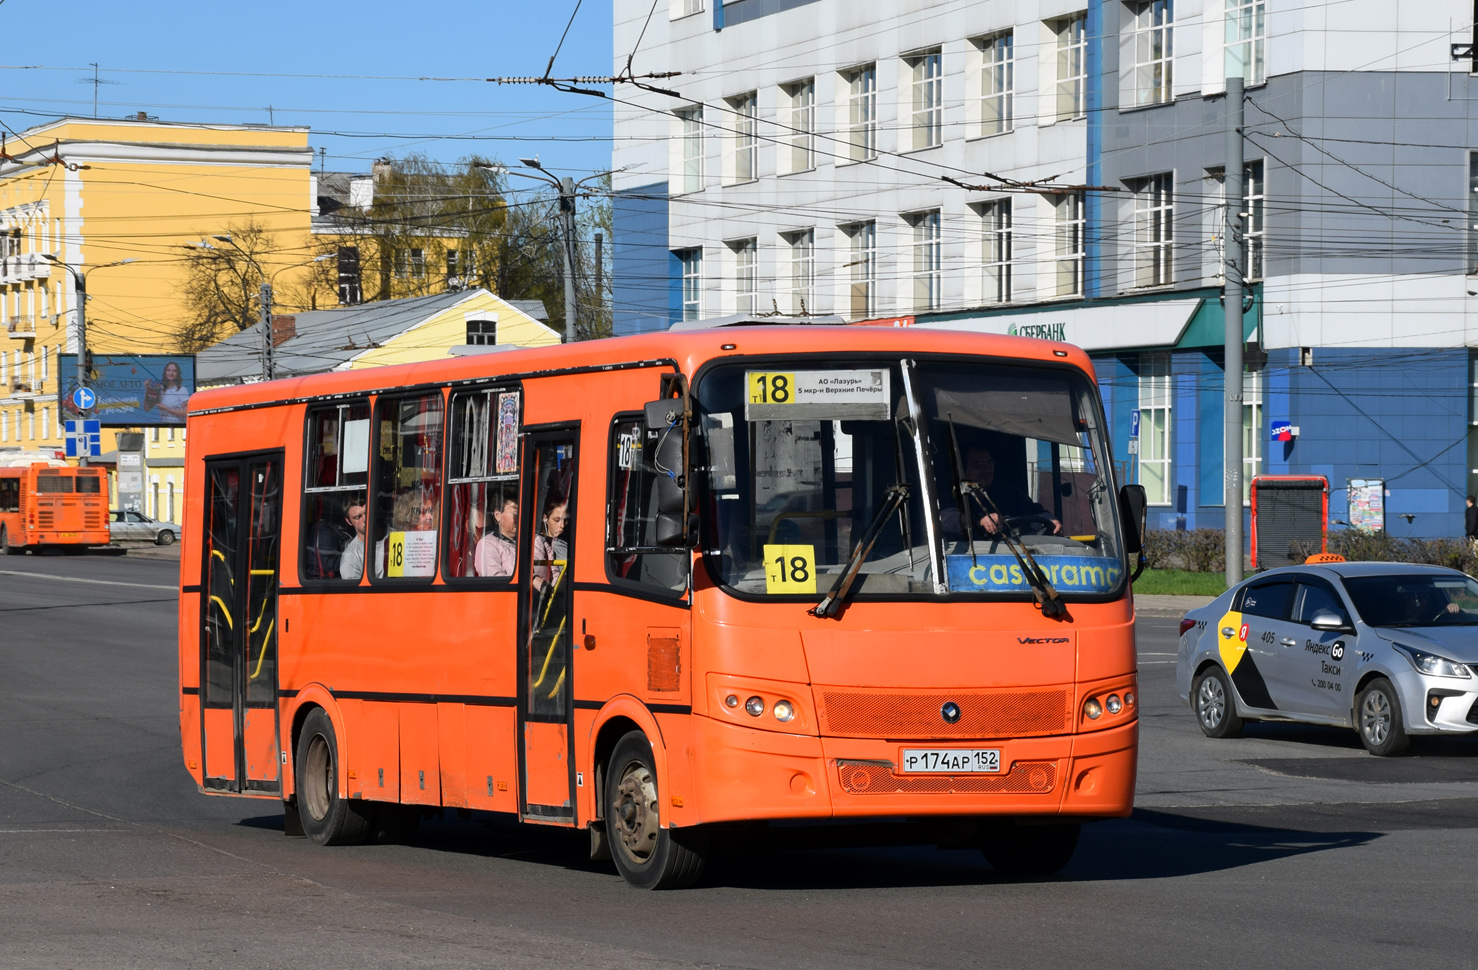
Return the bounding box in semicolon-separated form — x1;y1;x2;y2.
495;391;520;474
1347;479;1385;531
59;354;196;427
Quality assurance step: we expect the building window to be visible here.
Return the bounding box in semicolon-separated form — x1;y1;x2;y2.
677;107;704;194
41;346;47;382
152;427;160;443
730;238;757;314
1054;13;1087;121
1241;366;1263;504
1138;353;1172;505
844;221;876;319
678;248;703;322
782;78;815;174
978;32;1014;136
1053;192;1086;297
1225;0;1266;85
337;246;362;305
784;229;814;315
1134;173;1174;287
981;200;1012;304
906;49;943;151
670;0;702;18
467;319;497;345
1245;160;1265;281
409;248;426;280
1131;1;1174;106
167;481;175;522
843;64;877;163
728;92;758;184
393;250;408;279
907;210;942;312
446;249;460;283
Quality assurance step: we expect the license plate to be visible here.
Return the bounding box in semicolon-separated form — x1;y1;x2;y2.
900;748;1001;773
57;532;79;539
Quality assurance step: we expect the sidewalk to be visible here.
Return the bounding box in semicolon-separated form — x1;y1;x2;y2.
1133;593;1217;617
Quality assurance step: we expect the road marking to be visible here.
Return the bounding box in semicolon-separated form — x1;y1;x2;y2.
0;569;174;591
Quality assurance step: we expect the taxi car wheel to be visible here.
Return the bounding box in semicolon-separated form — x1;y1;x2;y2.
605;730;708;889
295;708;373;846
981;822;1080;877
1193;667;1244;739
1356;678;1410;757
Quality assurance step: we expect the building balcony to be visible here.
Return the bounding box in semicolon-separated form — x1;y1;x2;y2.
9;382;38;401
6;316;36;340
0;254;51;284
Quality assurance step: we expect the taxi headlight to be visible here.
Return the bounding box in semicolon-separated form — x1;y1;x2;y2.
1394;643;1472;679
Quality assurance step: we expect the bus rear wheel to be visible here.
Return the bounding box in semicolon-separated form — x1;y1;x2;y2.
980;821;1080;877
605;731;707;889
295;709;372;846
1;527;23;555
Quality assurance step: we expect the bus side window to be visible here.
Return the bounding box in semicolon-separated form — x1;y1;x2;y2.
607;417;688;594
0;478;17;512
301;400;370;583
446;388;520;580
371;393;444;582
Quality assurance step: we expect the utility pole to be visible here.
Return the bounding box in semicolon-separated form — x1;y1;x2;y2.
559;176;577;343
260;282;274;381
1224;75;1245;587
75;273;89;467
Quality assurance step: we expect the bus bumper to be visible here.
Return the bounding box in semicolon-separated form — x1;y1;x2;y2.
690;715;1137;825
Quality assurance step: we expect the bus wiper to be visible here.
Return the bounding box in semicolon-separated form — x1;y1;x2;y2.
892;420;915;575
945;415;1067;619
809;483;910;620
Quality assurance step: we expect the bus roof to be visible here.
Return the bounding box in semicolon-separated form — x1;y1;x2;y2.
188;326;1098;415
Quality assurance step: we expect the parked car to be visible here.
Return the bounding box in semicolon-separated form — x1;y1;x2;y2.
1178;560;1478;756
110;509;176;545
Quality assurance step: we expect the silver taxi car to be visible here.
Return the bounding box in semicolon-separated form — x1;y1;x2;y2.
1177;560;1478;756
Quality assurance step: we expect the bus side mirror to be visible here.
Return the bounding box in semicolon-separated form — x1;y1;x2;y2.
645;400;680;431
652;426;685;515
1119;483;1148;555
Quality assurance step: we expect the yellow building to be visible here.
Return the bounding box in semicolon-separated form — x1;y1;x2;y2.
0;115;314;475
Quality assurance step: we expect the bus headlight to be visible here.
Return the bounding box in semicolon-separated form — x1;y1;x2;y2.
1083;698;1103;720
1105;694;1122;715
773;700;795;723
745;696;765;717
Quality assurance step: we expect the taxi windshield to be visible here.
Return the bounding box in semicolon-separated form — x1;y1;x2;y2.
694;357;1126;600
1342;574;1478;627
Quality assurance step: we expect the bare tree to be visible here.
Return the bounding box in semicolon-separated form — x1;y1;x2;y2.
174;220;276;352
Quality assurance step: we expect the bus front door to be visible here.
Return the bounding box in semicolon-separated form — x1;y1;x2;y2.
517;431;578;824
200;454;284;795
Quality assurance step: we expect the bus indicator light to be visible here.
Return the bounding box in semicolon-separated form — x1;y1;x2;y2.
725;694;740;708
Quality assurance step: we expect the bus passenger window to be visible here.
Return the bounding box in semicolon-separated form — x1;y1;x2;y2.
0;477;17;512
607;418;688;594
372;393;444;581
446;388;520;579
301;401;370;582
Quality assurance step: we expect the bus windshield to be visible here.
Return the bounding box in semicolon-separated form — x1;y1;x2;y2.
696;357;1125;599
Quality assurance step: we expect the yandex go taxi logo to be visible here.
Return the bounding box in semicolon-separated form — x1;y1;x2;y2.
1239;623;1249;642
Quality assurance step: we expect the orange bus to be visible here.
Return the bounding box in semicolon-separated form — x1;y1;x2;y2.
177;325;1148;888
0;462;110;554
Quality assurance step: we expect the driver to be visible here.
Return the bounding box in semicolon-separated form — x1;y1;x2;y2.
943;446;1061;537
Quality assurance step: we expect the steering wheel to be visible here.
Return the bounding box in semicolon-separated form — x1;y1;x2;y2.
1002;513;1059;536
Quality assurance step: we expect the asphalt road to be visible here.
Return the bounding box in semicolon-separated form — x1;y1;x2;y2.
4;552;1478;968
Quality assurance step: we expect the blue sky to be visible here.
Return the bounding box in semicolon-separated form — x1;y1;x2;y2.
0;0;616;181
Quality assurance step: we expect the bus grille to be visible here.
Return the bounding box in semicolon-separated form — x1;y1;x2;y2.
37;511;54;529
837;760;1057;795
816;688;1069;739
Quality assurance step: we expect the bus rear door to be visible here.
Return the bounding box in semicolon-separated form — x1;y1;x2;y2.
199;453;284;795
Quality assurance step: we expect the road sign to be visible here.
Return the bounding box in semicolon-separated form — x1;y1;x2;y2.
72;386;96;411
1129;409;1141;439
64;419;102;458
1127;439;1140;455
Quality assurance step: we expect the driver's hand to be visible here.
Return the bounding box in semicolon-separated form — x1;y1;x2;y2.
979;513;1001;534
1447;602;1461;614
1050;517;1062;535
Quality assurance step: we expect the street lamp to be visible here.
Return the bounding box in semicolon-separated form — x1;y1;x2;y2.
41;255;136;467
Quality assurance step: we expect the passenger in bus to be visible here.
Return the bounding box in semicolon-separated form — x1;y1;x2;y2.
533;495;569;590
338;496;368;581
303;502;352;579
942;445;1060;538
473;496;518;577
373;487;438;578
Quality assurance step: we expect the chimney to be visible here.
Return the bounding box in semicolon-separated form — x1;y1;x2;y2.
271;314;297;347
136;112;147;122
372;157;393;182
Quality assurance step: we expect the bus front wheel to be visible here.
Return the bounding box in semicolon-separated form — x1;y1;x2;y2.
1;527;23;555
294;708;372;846
980;821;1080;878
605;731;707;889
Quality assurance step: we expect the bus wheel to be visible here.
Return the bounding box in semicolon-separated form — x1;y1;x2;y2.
981;821;1080;877
295;709;372;846
605;731;707;889
0;528;23;555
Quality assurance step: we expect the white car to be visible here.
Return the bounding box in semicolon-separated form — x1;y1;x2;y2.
110;509;177;545
1177;561;1478;756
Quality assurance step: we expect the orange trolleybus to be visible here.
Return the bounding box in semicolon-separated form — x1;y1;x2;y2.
177;323;1148;888
0;461;110;554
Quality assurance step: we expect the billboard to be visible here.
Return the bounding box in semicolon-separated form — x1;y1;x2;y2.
58;354;196;427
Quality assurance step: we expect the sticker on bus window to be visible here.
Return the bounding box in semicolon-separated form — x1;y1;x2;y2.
387;530;438;578
945;555;1121;593
495;392;520;474
763;543;817;594
745;370;891;422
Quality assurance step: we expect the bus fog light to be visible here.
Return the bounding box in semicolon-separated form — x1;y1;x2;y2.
1083;698;1103;720
1106;694;1122;715
773;700;795;722
725;694;740;709
745;696;765;717
1124;692;1136;707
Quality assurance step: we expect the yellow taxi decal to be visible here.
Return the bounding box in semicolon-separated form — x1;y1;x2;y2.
1217;609;1248;672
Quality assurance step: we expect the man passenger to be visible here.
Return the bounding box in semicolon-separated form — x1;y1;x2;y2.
338;496;368;581
473;496;518;577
